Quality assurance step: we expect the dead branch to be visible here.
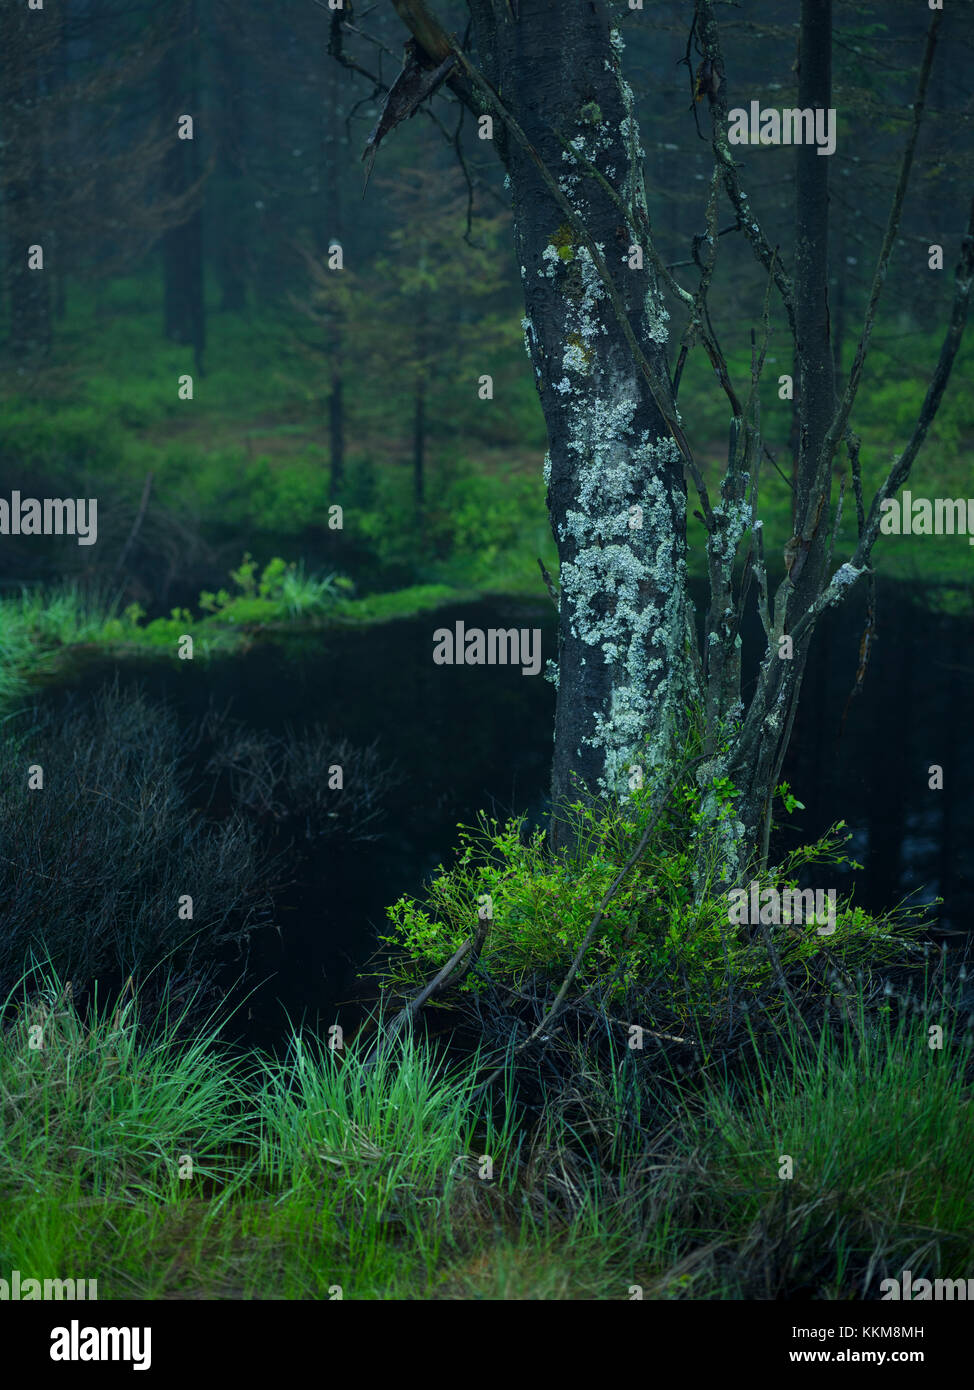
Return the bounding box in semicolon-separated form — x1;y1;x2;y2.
473;758;706;1097
360;919;488;1075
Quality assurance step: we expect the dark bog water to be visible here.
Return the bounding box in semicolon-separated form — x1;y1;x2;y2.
54;600;556;1048
774;583;974;941
42;582;974;1048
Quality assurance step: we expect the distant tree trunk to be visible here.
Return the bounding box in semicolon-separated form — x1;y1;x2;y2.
256;4;286;304
321;55;345;493
215;7;248;313
316;53;344;259
788;343;801;491
412;384;425;507
329;368;345;493
54;248;68;322
52;19;71;324
3;6;52;362
159;0;206;372
831;210;847;380
724;0;836;867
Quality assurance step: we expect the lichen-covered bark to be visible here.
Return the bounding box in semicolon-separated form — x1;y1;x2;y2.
468;2;697;832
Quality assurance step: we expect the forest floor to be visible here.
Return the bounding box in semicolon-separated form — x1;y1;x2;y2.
3;281;973;608
1;963;971;1301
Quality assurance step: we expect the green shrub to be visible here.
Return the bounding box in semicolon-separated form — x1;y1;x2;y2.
199;553;351;622
380;773;923;1038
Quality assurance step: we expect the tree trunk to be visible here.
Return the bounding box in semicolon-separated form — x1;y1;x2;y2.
412;384;425;508
329;369;345;494
466;1;698;837
215;6;248;314
3;6;52;363
322;51;345;495
831;208;846;380
159;0;206;371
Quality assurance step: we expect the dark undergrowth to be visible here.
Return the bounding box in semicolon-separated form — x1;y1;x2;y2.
0;953;969;1300
0;683;394;1026
0;698;969;1299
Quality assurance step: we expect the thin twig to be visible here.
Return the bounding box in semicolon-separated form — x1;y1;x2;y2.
361;920;488;1075
473;759;705;1096
112;472;154;578
537;557;558;609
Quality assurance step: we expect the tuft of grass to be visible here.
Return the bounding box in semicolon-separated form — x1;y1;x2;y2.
0;959;970;1299
0;964;255;1204
0;565;493;714
659;988;974;1297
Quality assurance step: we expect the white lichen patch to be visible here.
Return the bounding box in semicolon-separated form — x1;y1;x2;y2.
540;243;563;278
644;299;670;345
520;316;534;358
830;562;863;596
561;341;589;375
553;387;693;795
709;495;751;562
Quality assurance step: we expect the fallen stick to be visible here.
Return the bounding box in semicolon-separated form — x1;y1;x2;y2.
112;471;154;578
360;919;488;1075
472;757;707;1098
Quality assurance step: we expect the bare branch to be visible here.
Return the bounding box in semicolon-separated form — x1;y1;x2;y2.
473;758;705;1097
852;193;974;573
694;0;797;333
810;9;943;513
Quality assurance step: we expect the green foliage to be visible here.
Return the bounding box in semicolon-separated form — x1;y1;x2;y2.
351;454;555;590
0;962;969;1299
0;965;253;1202
330;583;471;624
775;780;805;815
199;553;351;622
0;556;356;704
380;775;921;1034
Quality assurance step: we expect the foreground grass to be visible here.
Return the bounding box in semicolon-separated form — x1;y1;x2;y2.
0;969;970;1300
